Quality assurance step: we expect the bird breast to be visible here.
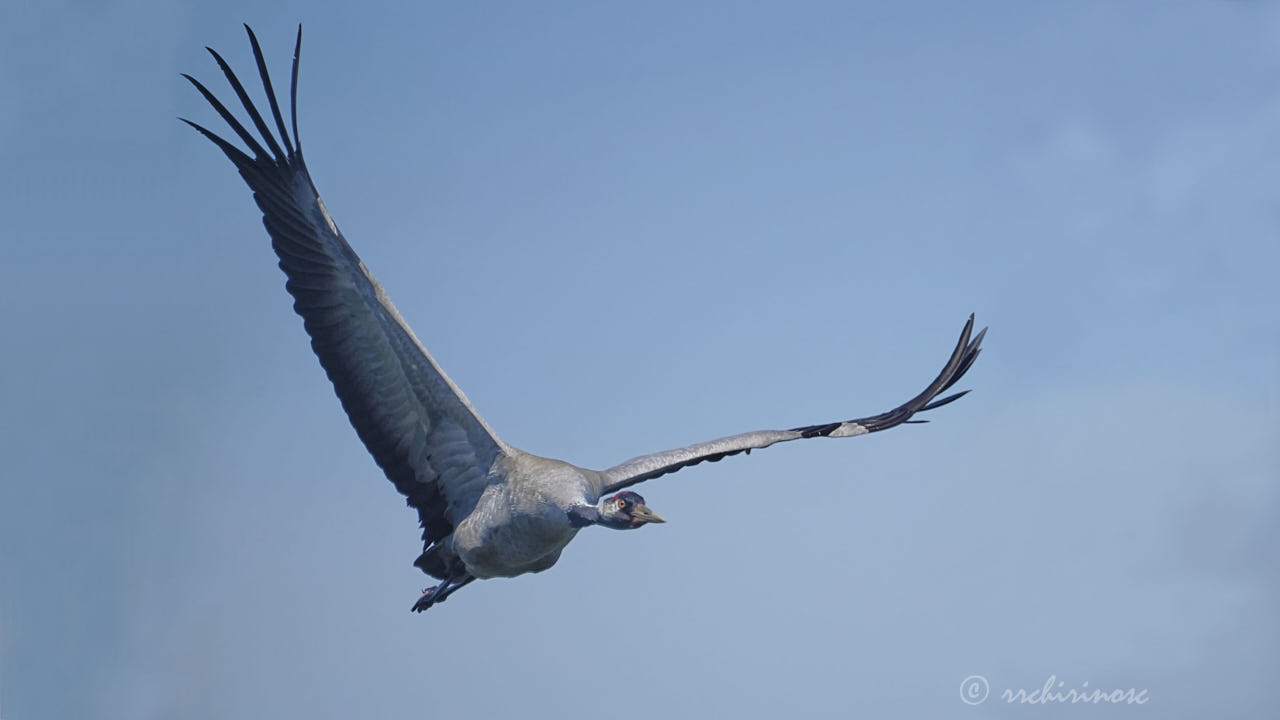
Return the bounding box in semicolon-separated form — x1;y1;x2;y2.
452;458;597;579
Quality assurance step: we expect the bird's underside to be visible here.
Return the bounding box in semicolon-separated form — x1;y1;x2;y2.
184;25;987;614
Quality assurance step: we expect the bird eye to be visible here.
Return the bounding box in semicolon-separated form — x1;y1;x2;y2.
616;499;627;510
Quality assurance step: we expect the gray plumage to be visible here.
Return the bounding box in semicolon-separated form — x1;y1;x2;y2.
183;26;987;613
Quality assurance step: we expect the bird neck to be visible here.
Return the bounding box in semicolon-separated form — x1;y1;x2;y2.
566;502;603;528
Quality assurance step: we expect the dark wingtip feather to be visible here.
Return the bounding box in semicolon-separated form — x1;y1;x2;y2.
921;389;970;412
179;116;254;167
244;23;296;156
291;25;303;153
182;70;269;160
938;326;986;395
206;44;288;163
832;313;985;434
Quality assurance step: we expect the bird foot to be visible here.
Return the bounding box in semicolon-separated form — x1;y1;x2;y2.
411;585;445;613
410;575;475;613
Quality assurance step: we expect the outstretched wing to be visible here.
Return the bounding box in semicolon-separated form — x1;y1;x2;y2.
182;26;508;562
598;315;985;494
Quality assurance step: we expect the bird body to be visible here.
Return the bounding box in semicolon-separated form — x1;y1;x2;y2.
451;452;600;579
184;26;985;613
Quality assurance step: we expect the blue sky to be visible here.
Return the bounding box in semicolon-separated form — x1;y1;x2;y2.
2;1;1277;718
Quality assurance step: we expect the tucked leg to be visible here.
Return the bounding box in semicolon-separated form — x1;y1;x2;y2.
434;575;475;603
411;575;475;613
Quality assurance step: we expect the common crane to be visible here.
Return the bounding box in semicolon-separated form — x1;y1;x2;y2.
182;26;986;613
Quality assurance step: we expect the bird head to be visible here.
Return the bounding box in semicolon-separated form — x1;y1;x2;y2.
597;491;666;530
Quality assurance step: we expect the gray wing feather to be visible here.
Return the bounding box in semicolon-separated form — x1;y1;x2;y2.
183;26;507;561
599;315;985;494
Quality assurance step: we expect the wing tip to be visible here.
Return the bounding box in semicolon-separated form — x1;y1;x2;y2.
187;26;308;166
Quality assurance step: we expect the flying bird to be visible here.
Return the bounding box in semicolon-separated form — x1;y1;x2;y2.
183;26;986;613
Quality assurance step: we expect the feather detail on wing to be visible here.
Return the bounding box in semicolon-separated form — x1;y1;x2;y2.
182;26;508;565
598;315;985;494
